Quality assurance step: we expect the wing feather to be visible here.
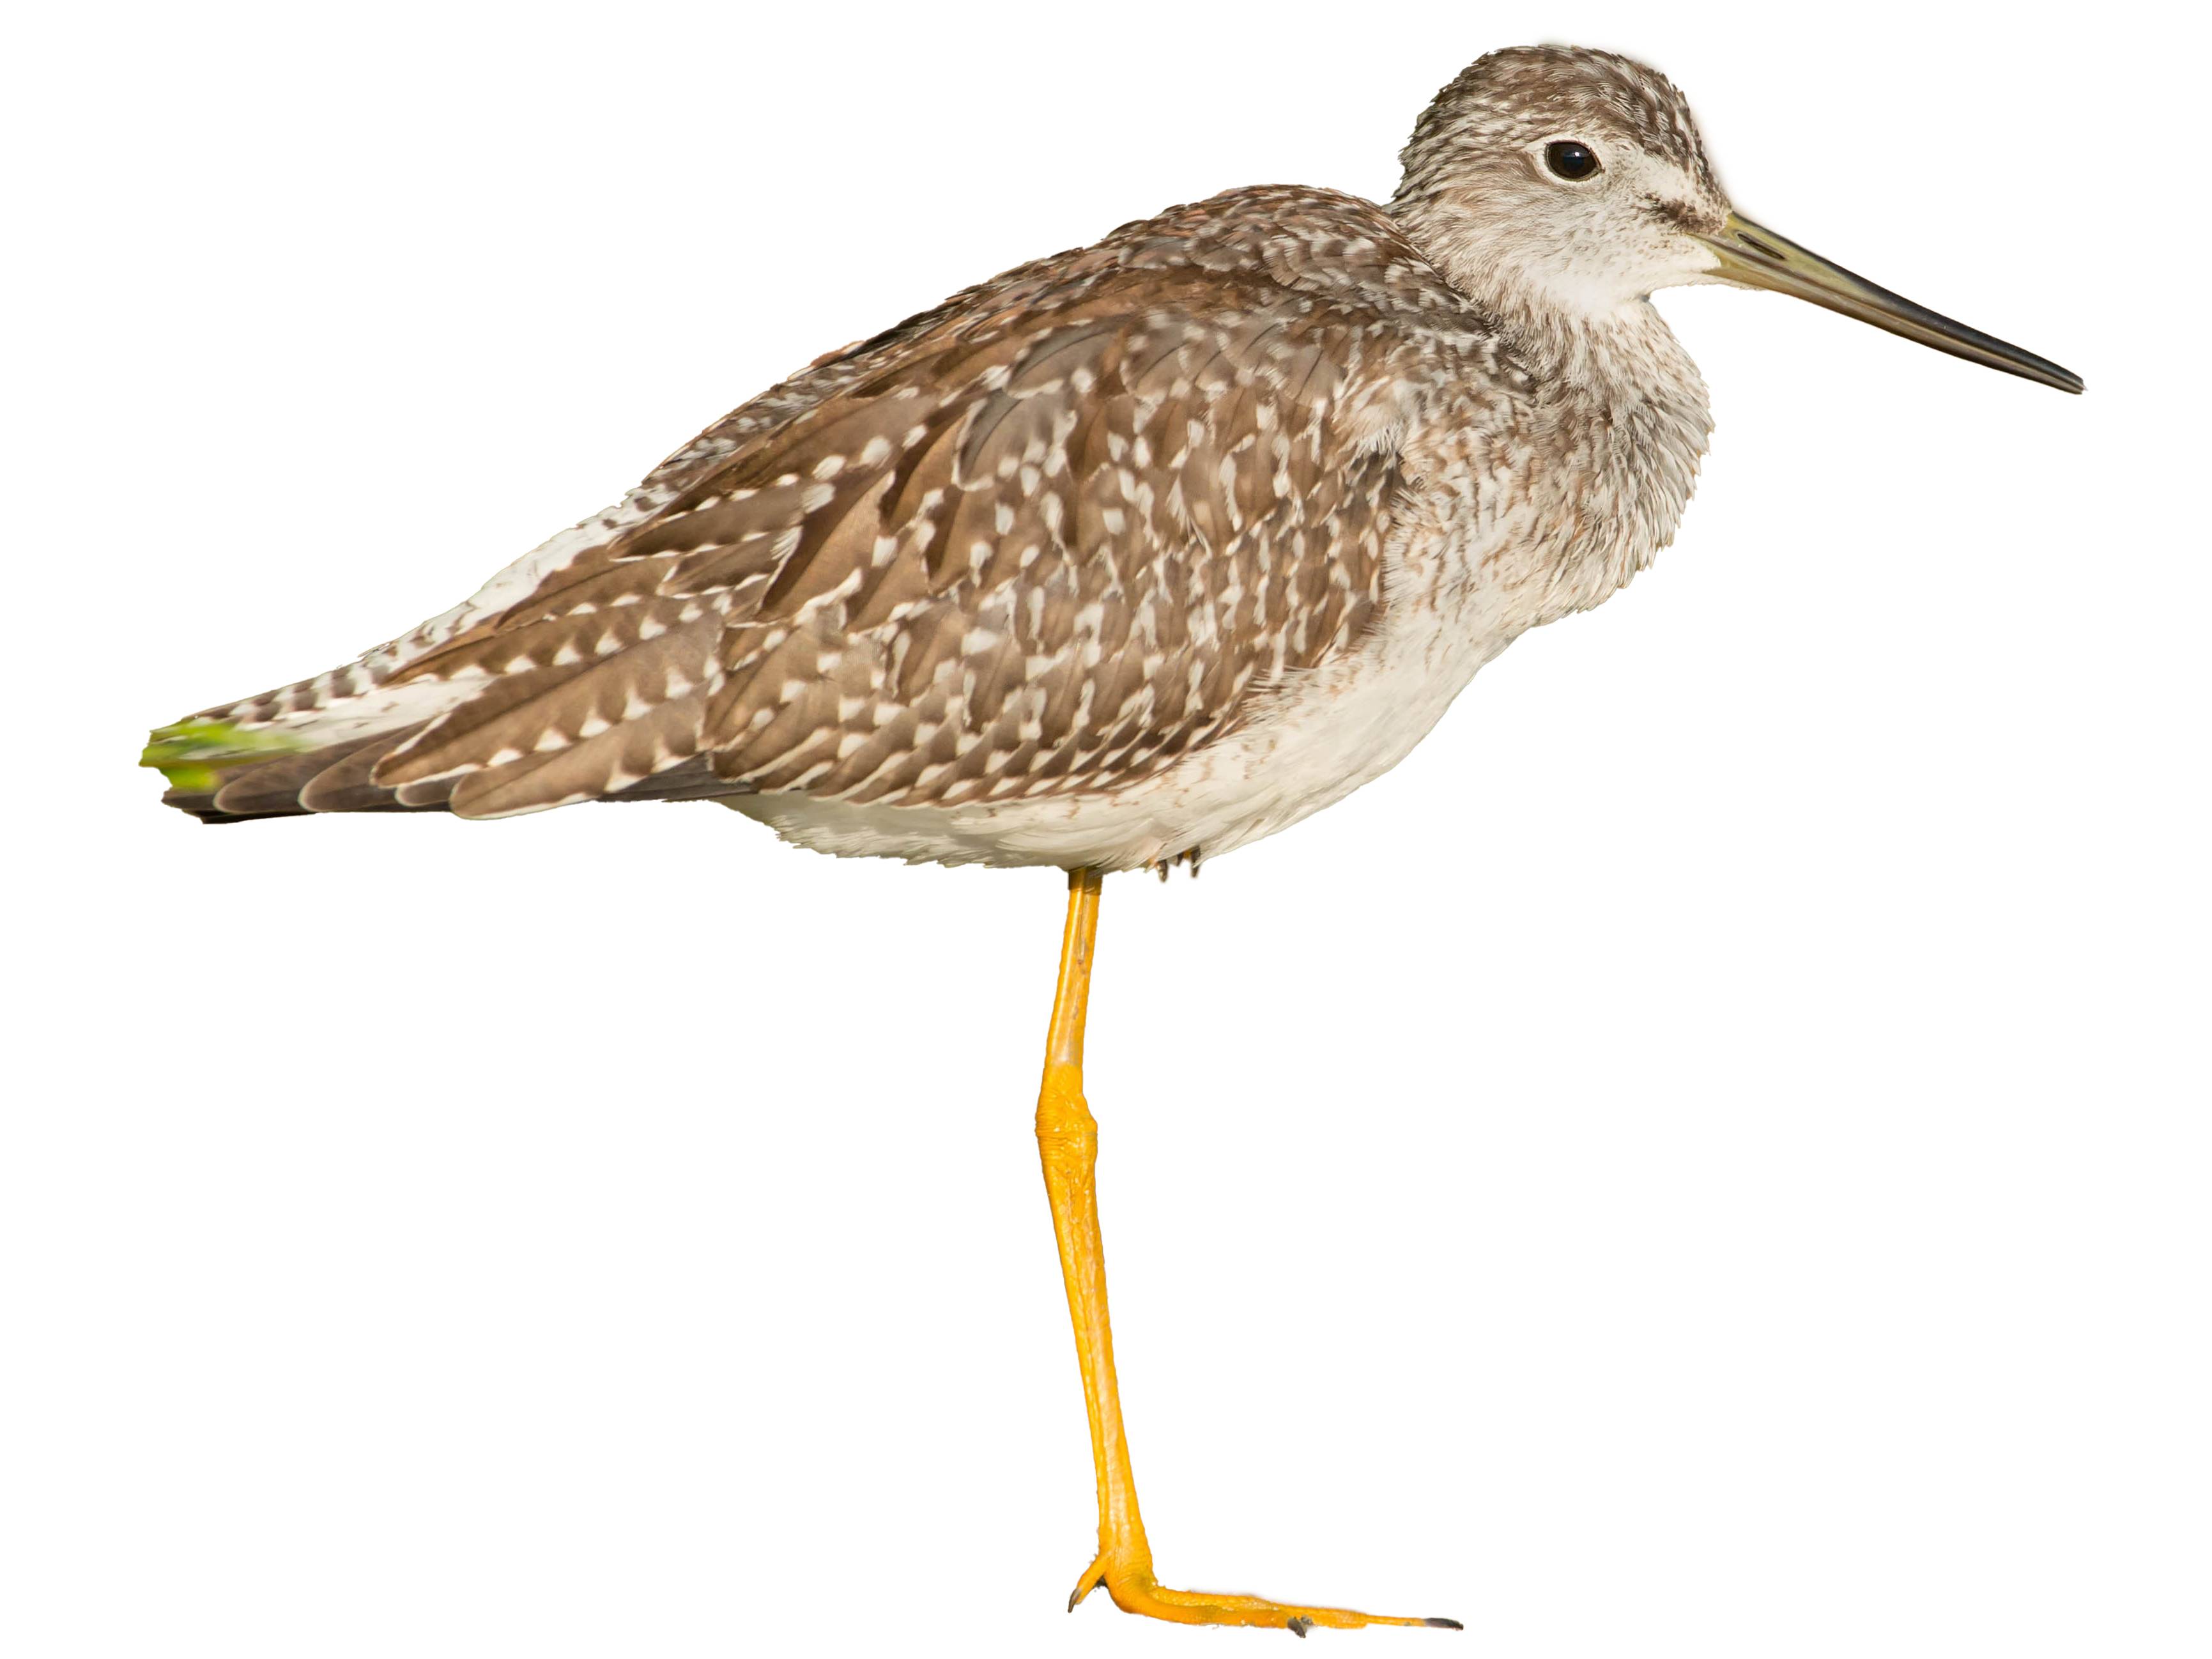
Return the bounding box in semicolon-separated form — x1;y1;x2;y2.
158;187;1510;825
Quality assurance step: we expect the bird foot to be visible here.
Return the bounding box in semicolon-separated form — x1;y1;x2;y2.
1068;1555;1460;1634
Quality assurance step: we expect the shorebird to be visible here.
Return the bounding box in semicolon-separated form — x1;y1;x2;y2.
144;45;2079;1634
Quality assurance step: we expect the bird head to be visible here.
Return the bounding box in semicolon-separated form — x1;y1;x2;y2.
1392;45;2080;392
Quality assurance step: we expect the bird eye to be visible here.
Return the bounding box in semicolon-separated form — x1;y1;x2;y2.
1544;141;1601;181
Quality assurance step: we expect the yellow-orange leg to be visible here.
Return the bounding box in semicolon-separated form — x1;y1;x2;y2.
1034;868;1461;1635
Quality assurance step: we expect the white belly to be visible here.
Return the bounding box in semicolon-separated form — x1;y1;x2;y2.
726;548;1516;871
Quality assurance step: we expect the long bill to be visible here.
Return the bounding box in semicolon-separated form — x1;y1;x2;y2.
1697;212;2083;394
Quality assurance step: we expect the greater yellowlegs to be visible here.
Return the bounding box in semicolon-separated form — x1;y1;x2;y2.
143;44;2080;1633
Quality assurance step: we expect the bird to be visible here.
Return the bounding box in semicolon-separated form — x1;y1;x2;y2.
142;44;2080;1635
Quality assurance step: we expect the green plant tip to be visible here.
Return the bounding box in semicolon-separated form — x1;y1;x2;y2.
140;718;313;792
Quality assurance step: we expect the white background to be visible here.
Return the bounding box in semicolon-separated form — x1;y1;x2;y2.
5;3;2204;1655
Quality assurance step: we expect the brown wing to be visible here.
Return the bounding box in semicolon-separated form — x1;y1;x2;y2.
378;266;1406;819
167;190;1455;823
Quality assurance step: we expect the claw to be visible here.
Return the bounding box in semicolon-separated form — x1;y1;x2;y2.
1424;1617;1464;1630
1288;1616;1314;1637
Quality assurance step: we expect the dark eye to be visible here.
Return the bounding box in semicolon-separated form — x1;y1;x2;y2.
1544;141;1601;181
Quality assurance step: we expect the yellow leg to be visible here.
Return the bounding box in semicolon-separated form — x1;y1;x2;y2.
1035;868;1460;1635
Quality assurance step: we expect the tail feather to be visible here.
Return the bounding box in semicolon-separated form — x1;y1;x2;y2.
211;733;390;815
392;774;462;809
297;731;421;812
146;713;743;822
147;721;440;822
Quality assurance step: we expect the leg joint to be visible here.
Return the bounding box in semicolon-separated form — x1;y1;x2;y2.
1036;1064;1097;1155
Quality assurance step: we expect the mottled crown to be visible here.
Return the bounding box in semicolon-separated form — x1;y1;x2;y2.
1396;46;1718;203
